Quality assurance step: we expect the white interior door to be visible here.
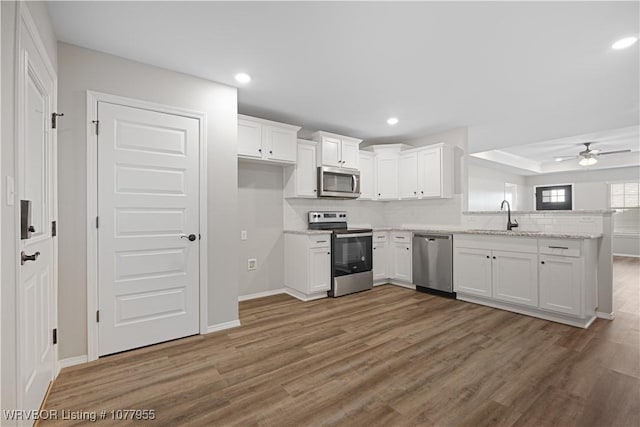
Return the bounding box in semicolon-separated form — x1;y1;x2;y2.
17;14;57;415
97;102;200;356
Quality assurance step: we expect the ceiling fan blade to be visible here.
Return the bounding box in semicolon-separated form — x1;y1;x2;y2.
597;149;632;156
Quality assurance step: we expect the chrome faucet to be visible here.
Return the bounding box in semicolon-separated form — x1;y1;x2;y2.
500;200;519;231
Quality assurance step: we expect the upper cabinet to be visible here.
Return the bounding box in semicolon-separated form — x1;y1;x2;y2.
358;151;375;200
238;115;301;164
284;139;318;198
311;131;362;169
359;143;454;202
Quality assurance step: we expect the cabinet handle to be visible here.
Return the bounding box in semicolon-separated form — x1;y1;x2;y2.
373;247;376;250
548;246;569;250
486;255;490;259
327;252;330;255
414;191;417;195
316;240;327;243
541;261;545;264
406;247;410;251
378;193;381;196
396;236;405;239
421;191;424;194
313;189;317;192
258;148;262;153
492;256;496;259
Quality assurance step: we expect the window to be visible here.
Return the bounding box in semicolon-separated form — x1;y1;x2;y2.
610;182;640;209
535;184;572;210
504;183;517;209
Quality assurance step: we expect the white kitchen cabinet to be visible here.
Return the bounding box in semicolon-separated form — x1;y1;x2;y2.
311;131;362;169
417;145;454;199
309;246;332;293
453;247;492;297
391;233;412;282
284;139;317;198
398;152;418;199
358;151;375;200
372;232;390;281
284;233;332;300
453;234;598;328
375;156;398;200
539;255;583;316
492;250;538;307
238;115;301;164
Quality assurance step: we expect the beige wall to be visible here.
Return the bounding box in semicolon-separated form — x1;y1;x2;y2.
57;43;238;359
1;0;58;415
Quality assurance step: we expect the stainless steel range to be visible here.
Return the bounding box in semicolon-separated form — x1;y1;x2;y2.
308;211;373;297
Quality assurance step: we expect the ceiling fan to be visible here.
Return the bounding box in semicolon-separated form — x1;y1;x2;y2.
554;142;632;166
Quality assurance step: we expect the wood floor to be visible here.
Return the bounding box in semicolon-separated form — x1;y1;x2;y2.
43;257;640;426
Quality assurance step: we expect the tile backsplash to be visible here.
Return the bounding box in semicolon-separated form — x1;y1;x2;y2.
462;212;606;234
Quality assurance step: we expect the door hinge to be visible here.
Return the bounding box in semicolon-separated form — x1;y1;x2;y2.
96;216;99;228
96;310;100;323
52;112;64;129
92;120;100;135
52;220;57;237
52;328;58;345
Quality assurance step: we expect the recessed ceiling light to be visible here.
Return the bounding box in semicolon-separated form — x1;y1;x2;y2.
387;117;399;125
235;73;251;84
611;36;638;50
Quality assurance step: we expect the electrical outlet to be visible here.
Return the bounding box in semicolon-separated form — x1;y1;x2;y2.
241;230;248;240
247;258;257;271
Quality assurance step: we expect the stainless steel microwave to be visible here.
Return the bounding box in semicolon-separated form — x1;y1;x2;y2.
317;166;360;199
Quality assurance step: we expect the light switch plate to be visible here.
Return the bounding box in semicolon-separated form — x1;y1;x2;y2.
241;230;248;240
247;258;257;271
6;176;15;206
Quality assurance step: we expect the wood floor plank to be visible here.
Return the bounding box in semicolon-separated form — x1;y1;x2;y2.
42;257;640;426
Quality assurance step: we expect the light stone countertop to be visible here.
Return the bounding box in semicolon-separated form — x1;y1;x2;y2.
283;229;332;235
463;210;615;215
373;227;602;240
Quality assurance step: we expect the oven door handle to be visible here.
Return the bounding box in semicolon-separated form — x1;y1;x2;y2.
335;232;373;239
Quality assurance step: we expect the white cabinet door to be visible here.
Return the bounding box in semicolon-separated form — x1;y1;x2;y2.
341;139;360;169
359;152;374;200
264;125;297;163
373;242;389;281
453;248;492;297
492;251;538;307
296;142;317;197
539;255;582;316
392;242;412;282
321;137;341;167
309;247;331;293
238;118;263;158
375;157;398;200
398;152;418;199
418;147;442;198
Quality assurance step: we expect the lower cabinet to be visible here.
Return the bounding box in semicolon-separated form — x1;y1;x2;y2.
453;234;597;328
492;251;538;307
391;232;412;282
284;233;332;300
373;240;389;281
539;255;583;316
453;247;492;297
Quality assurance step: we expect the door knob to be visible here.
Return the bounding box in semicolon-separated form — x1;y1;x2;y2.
181;234;197;242
21;251;40;265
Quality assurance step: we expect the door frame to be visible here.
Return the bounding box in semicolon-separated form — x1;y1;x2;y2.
86;91;208;362
14;0;59;409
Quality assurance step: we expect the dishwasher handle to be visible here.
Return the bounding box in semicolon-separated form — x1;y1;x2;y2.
414;234;452;241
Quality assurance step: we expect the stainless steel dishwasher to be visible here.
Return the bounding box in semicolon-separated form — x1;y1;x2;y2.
412;233;454;297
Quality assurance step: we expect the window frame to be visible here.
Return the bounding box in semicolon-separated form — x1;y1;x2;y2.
534;184;574;211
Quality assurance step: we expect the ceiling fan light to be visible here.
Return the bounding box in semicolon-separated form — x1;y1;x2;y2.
579;156;598;166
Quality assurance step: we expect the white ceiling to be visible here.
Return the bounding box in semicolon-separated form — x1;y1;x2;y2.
472;125;640;175
47;1;639;153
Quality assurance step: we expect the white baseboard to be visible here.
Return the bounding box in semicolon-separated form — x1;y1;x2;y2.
206;319;241;334
58;355;88;370
596;311;615;320
613;253;640;258
238;288;285;301
284;287;327;302
388;280;416;290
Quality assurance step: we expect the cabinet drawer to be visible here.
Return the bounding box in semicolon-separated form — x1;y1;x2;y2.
539;239;581;257
391;232;411;242
373;232;388;242
309;235;331;248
